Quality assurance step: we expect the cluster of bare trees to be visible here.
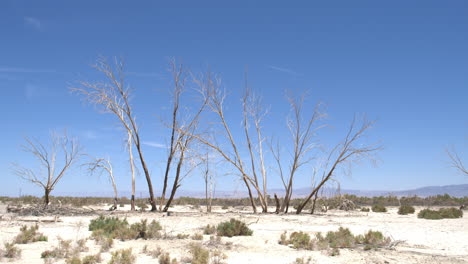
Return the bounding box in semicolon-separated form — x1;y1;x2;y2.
13;56;400;214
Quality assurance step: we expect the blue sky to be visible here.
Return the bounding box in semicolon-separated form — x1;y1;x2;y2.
1;0;467;197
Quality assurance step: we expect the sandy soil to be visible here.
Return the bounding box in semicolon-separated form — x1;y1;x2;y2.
0;204;467;264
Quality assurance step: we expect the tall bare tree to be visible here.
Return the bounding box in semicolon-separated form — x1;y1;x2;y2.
447;147;467;176
188;71;271;213
271;94;324;213
13;131;81;208
160;59;208;212
71;57;157;211
296;117;380;214
85;156;118;210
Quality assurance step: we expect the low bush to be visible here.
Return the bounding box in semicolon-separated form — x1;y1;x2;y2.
14;224;48;244
158;251;179;264
82;254;102;264
322;227;356;249
3;242;21;259
371;205;387;213
216;219;253;237
41;238;73;259
203;224;216;235
176;233;190;239
290;257;312;264
192;233;203;240
278;231;313;249
89;216;162;240
398;205;415;215
418;208;463;219
360;207;370;212
189;243;209;264
355;230;391;250
109;248;136;264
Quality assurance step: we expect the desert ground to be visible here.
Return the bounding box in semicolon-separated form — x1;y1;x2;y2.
0;204;467;264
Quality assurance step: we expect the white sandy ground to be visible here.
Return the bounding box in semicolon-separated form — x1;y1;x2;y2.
0;204;467;264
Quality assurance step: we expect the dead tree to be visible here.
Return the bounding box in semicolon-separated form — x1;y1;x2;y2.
85;156;118;210
13;131;81;208
271;94;324;213
447;148;467;176
201;152;216;213
190;71;270;213
296;117;380;214
160;59;208;212
71;57;157;211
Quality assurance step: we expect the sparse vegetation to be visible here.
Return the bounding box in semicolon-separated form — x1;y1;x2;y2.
418;208;463;219
371;204;387;212
189;243;209;264
203;224;216;235
89;216;162;240
3;242;21;259
398;205;415;215
279;231;313;249
192;233;204;240
360;207;370;212
14;224;48;243
108;249;136;264
216;219;253;237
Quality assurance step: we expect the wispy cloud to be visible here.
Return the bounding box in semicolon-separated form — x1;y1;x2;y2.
267;65;301;76
143;141;167;149
24;17;43;31
0;67;56;73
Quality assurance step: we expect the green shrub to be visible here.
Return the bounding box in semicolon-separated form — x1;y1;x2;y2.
189;243;209;264
418;208;463;219
89;216;129;238
89;216;162;240
221;205;229;210
355;230;390;250
203;224;216;235
14;224;48;244
278;231;312;249
3;242;21;259
398;205;415;215
109;249;135;264
216;219;253;237
321;227;356;249
191;233;203;240
371;205;387;213
360;207;370;212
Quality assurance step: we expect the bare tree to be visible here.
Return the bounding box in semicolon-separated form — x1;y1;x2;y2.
71;57;157;211
447;148;467;176
13;131;81;208
201;152;216;213
85;156;118;210
190;71;272;213
270;94;324;213
296;117;380;214
160;59;208;212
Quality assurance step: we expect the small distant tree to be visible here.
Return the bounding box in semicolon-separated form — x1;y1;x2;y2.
447;148;467;176
13;131;81;208
201;152;216;213
85;156;119;210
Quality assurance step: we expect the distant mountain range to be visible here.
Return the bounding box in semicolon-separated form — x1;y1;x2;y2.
53;184;468;198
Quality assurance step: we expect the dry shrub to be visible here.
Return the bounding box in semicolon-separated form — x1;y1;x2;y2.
398;205;415;215
15;224;48;243
216;219;253;237
109;248;136;264
189;243;209;264
3;242;21;259
203;225;216;235
192;233;204;240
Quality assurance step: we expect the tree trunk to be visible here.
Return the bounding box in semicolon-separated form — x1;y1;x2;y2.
163;150;185;212
44;188;51;209
135;143;157;211
243;177;257;213
274;193;280;214
131;195;135;211
311;192;319;214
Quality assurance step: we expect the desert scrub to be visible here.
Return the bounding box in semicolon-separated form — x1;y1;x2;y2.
176;233;190;239
189;243;209;264
92;230;114;251
89;216;162;240
279;231;313;249
355;230;391;250
418;208;463;219
109;248;136;264
371;204;387;213
398;205;415;215
291;257;313;264
203;224;216;235
41;237;88;259
321;227;356;249
192;233;204;240
216;219;253;237
360;207;370;212
2;242;21;259
14;224;48;243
